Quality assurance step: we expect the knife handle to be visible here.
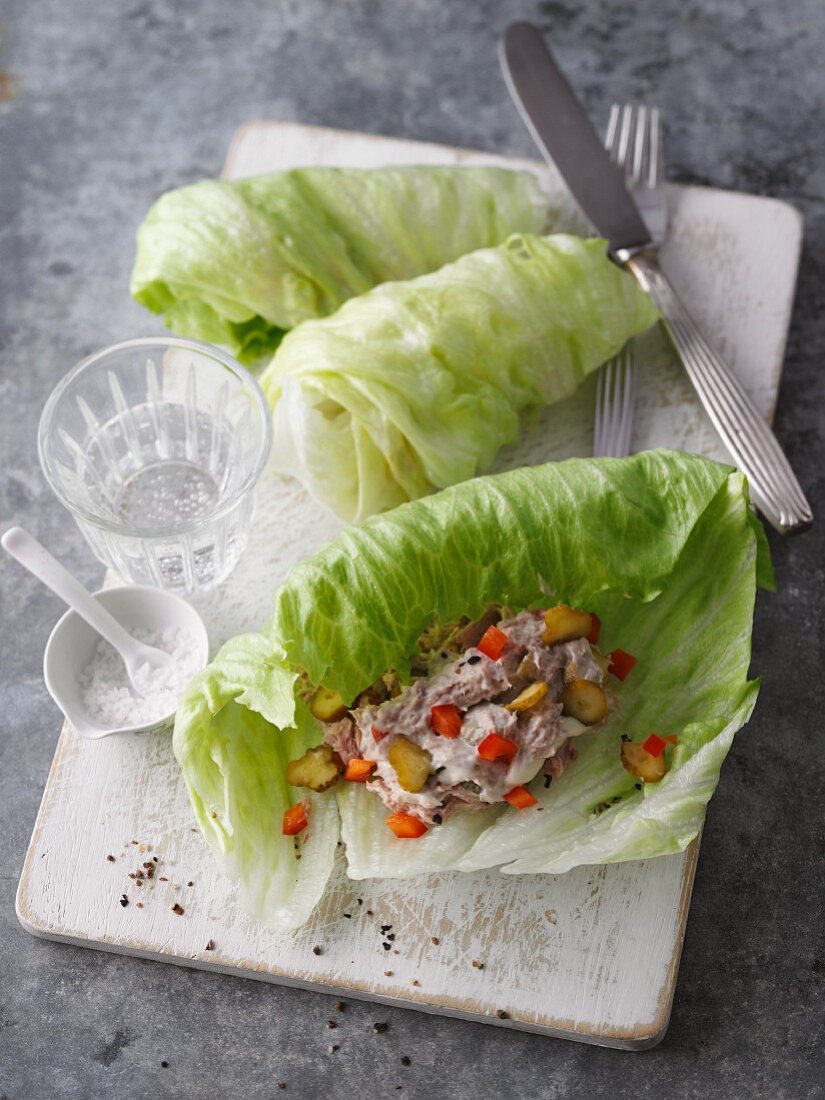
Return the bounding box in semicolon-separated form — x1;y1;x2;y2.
627;251;812;535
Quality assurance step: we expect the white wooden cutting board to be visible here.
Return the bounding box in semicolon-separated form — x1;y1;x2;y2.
17;122;802;1048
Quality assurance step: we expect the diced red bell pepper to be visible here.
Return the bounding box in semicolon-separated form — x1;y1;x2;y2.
586;613;602;645
477;732;519;762
643;733;667;758
283;800;309;836
344;758;375;782
608;648;638;681
477;625;508;661
371;725;388;743
503;785;538;809
386;812;428;839
430;704;463;739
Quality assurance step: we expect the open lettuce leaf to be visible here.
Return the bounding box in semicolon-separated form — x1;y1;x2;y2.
130;166;550;363
260;234;660;522
173;451;771;927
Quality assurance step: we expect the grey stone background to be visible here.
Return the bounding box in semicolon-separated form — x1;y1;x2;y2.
1;0;823;1096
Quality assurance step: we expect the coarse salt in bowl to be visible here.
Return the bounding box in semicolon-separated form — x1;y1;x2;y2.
44;585;210;739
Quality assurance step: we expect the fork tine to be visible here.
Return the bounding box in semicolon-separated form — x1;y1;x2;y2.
604;103;621;159
648;106;663;188
631;105;647;186
617;104;634;171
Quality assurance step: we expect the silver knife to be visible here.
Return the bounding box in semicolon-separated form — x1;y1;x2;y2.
501;21;812;535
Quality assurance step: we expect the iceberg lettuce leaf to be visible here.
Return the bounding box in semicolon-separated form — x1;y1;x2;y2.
260;234;660;521
174;452;768;922
131;166;551;363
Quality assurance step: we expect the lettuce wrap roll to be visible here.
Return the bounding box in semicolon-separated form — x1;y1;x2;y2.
260;233;660;522
130;165;550;363
173;451;771;930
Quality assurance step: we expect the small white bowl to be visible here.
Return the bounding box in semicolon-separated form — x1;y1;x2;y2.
43;585;209;739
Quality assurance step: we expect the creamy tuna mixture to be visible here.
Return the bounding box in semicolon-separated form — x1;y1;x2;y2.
320;609;611;826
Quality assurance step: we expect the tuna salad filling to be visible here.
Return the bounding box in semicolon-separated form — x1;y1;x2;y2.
289;605;616;833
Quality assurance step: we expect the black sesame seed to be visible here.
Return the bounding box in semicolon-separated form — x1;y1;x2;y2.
401;1056;411;1066
313;945;323;956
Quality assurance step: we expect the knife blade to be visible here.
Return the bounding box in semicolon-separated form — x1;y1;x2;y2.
500;21;651;254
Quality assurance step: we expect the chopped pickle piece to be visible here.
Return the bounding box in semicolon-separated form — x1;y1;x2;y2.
310;686;348;722
561;679;607;725
542;604;593;646
388;736;433;793
285;744;342;792
621;741;667;782
505;681;549;712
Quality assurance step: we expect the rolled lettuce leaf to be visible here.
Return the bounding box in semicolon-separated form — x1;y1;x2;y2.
130;166;550;363
173;451;771;923
260;234;660;522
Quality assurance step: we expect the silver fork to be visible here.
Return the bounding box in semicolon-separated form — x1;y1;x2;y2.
593;105;663;457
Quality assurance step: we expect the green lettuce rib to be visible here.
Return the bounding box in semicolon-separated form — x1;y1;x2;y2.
260;234;660;521
173;452;771;924
130;166;550;363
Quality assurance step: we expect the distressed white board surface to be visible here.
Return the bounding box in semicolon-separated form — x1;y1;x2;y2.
17;123;802;1048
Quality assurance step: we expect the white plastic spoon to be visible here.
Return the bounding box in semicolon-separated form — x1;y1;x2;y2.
2;526;173;694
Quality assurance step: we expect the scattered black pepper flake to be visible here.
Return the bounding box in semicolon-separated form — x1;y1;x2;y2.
329;1044;339;1053
161;1061;168;1068
159;876;168;881
343;913;351;919
142;862;152;869
187;881;194;887
171;903;184;915
431;937;439;946
372;1021;388;1033
152;856;159;862
411;979;420;987
295;854;302;861
326;1020;337;1029
119;897;129;907
128;873;136;880
621;733;630;742
278;1083;286;1090
106;854;115;862
467;655;481;665
334;1001;345;1012
544;775;553;789
381;924;392;932
612;796;622;804
357;898;363;905
366;909;374;916
432;813;443;824
634;783;642;791
130;840;138;845
313;945;323;956
496;1009;509;1019
205;940;215;951
386;933;396;942
401;1056;411;1067
382;942;391;951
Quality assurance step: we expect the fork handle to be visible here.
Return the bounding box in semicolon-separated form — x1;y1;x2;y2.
627;251;812;534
